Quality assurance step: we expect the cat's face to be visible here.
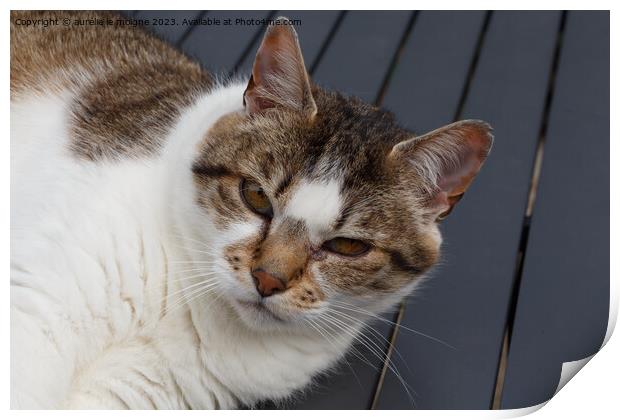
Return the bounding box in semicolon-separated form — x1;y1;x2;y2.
186;19;492;331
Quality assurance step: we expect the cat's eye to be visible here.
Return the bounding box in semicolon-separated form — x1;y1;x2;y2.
323;237;371;257
240;179;273;218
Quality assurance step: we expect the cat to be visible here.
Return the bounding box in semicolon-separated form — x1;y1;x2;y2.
10;10;493;409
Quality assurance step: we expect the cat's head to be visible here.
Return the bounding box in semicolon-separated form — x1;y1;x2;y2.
186;19;492;331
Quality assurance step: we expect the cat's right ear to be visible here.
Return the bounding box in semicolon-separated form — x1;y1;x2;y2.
243;17;317;120
389;120;494;221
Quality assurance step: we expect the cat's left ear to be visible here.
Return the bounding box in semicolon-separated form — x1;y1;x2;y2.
244;17;317;119
389;120;493;221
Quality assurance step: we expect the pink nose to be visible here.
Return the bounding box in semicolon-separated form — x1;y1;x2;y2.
252;269;286;297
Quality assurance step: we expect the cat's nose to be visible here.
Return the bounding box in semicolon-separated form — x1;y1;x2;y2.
251;269;286;297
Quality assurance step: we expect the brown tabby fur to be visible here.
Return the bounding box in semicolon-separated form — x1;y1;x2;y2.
11;10;212;160
192;95;444;296
11;10;491;302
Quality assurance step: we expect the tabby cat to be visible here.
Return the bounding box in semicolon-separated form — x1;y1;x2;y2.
10;11;492;408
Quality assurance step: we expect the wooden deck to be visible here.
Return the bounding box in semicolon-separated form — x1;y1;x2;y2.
122;10;610;409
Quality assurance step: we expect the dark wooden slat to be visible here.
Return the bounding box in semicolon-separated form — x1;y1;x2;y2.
376;11;561;409
500;11;610;409
119;12;405;408
134;11;202;45
235;11;342;76
282;11;413;409
381;11;485;133
371;10;485;409
115;10;387;409
181;11;274;74
312;11;412;103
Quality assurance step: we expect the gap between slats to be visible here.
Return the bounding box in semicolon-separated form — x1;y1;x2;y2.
366;10;420;410
370;10;494;409
490;11;568;410
309;11;347;75
302;11;418;408
163;11;430;408
175;11;277;78
279;10;418;408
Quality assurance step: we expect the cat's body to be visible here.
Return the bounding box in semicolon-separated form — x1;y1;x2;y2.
12;83;342;409
11;11;492;409
11;11;352;408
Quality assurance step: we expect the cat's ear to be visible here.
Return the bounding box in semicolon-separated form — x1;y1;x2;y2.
390;120;493;221
243;17;317;119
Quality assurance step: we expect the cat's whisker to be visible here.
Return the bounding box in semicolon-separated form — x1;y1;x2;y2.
168;272;219;289
182;282;222;306
140;253;228;331
157;283;222;325
169;234;223;255
317;312;417;407
304;319;364;386
331;301;454;351
143;277;221;324
313;316;381;372
168;261;213;264
319;311;415;395
168;266;219;276
167;268;227;281
162;278;220;303
330;301;456;350
319;312;388;364
325;307;413;375
310;318;376;372
323;305;438;405
164;270;222;286
167;260;238;278
175;267;232;279
150;269;219;298
170;233;214;246
172;244;221;258
310;317;381;387
167;235;221;255
176;244;221;258
169;284;224;319
162;276;221;289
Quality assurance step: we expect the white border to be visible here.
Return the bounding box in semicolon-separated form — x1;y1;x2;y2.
3;2;617;418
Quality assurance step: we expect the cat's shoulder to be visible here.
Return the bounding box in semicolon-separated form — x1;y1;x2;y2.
11;10;213;161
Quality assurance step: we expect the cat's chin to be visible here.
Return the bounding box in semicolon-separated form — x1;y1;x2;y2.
228;298;302;332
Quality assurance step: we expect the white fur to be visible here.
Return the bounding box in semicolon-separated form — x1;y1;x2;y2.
10;83;357;409
284;179;343;242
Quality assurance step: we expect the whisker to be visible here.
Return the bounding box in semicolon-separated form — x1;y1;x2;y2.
162;278;220;303
317;314;383;365
305;319;364;387
158;283;221;324
325;307;413;375
317;312;417;407
164;271;222;286
168;266;219;276
320;312;387;364
168;261;214;264
169;233;220;250
166;268;227;281
312;317;379;373
330;301;455;350
172;244;220;258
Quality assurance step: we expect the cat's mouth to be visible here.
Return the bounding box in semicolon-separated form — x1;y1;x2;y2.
236;299;285;322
